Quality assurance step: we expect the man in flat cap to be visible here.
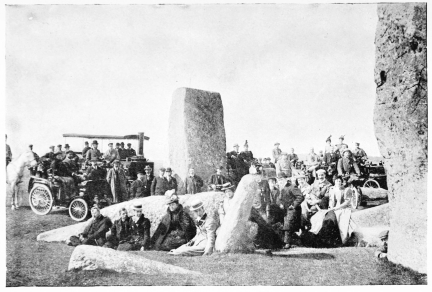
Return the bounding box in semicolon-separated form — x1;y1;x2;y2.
141;165;154;197
335;135;348;156
207;166;231;191
125;143;136;158
86;140;102;162
272;142;282;163
41;145;56;162
151;167;167;196
169;198;219;256
374;230;389;259
118;142;127;160
107;160;128;202
82;141;90;158
184;168;204;195
151;194;196;251
164;168;178;192
353;142;368;163
104;142;120;165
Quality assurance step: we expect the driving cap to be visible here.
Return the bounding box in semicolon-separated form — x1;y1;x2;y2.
343;149;352;155
274;142;280;146
92;140;98;145
108;142;113;146
160;167;166;172
339;135;345;140
233;143;239;147
57;144;62;147
49;145;55;149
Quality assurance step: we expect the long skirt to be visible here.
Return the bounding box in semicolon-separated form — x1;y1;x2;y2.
310;210;342;247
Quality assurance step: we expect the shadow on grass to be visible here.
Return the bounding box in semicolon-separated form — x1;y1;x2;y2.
270;252;335;260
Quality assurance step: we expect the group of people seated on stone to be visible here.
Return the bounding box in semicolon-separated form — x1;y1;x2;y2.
68;191;220;256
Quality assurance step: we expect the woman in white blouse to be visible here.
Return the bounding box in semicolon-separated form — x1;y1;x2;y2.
328;176;353;211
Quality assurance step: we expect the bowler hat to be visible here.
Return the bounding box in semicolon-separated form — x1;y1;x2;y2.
92;140;98;145
379;230;389;240
166;167;172;172
120;142;124;145
144;165;152;171
65;144;70;148
57;144;62;147
190;199;204;211
127;143;131;146
166;194;179;205
116;143;120;146
132;203;142;211
84;141;89;145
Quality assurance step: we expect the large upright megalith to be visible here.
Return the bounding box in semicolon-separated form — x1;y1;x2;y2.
374;3;427;273
169;88;226;193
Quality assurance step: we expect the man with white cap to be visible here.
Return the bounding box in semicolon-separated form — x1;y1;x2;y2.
272;142;282;163
169;198;219;256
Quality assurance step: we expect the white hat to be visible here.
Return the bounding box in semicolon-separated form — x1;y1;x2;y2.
190;199;204;211
316;169;326;175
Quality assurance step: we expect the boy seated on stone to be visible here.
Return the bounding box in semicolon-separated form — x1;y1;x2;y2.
374;230;389;259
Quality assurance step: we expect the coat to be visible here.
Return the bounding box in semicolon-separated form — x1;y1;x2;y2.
85;166;107;181
82;214;112;246
239;151;254;165
130;179;145;198
82;146;91;157
165;176;178;192
141;174;154;197
287;153;299;165
86;148;102;161
275;158;293;177
324;152;340;166
129;214;151;249
280;185;304;232
337;157;360;176
104;148;120;163
151;204;196;250
151;176;166;196
191;213;219;253
184;175;204;194
108;216;133;245
272;148;282;162
126;148;137;157
106;168;128;202
207;174;231;189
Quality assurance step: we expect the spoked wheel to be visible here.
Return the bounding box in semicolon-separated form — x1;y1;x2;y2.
350;187;363;209
29;184;54;215
363;179;380;189
69;198;89;222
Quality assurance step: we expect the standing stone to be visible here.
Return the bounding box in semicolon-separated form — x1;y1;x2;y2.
215;175;261;253
169;88;226;194
374;3;427;273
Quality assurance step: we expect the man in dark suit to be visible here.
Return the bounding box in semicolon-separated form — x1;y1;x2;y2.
119;142;128;160
184;168;204;194
82;141;90;157
164;168;178;192
207;166;231;191
79;205;112;246
141;165;154;197
104;208;133;250
86;140;102;162
126;143;137;157
151;167;167;196
280;177;304;249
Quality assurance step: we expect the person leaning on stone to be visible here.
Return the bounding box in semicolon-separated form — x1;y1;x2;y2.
104;207;133;250
151;194;196;251
106;160;128;203
184;168;204;194
207;166;231;191
218;185;236;225
169;198;219;256
67;205;112;246
141;165;154;197
272;142;282;163
151;167;167;196
130;171;146;198
280;176;304;249
374;230;389;259
266;177;285;225
164;167;178;192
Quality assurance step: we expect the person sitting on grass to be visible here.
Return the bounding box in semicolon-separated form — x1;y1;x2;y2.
104;208;133;250
67;204;112;246
127;203;151;251
151;194;196;251
374;230;389;259
168;198;219;256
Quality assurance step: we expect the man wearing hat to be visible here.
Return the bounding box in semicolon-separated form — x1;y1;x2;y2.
164;168;178;192
119;203;151;251
239;140;254;167
103;142;120;165
151;194;196;251
118;142;127;160
130;171;146;198
63;150;79;175
104;207;133;250
151;167;167;196
5;134;12;166
335;135;348;155
207;166;231;191
41;145;56;162
324;135;332;154
353;142;368;163
169;198;219;256
374;230;389;258
64;144;79;164
54;144;66;160
287;148;299;166
280;174;304;249
275;152;293;178
140;165;154;197
184;168;204;195
272;142;282;163
107;160;128;202
82;141;90;157
69;204;112;246
86;140;102;162
309;169;332;210
337;149;361;183
125;143;136;158
84;160;107;181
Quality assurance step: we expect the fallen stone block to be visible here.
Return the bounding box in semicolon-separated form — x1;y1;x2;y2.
68;245;201;275
351;203;390;227
360;187;388;200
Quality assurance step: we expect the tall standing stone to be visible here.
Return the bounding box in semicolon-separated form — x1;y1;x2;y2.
374;3;427;273
169;88;226;194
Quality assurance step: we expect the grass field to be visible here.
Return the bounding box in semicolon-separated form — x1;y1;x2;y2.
6;206;426;286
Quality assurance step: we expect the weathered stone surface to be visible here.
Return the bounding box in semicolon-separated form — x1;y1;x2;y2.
68;245;200;275
169;87;226;194
374;3;427;273
360;187;388;200
215;175;261;253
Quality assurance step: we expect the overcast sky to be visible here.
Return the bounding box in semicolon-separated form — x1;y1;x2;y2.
6;4;379;165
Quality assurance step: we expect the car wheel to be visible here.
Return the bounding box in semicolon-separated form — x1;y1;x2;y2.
363;179;380;189
29;184;54;215
69;198;89;222
351;187;362;209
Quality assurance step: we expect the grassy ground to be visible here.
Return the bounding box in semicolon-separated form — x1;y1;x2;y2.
6;206;427;286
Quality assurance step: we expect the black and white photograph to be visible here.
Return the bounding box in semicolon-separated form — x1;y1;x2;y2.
3;0;428;286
